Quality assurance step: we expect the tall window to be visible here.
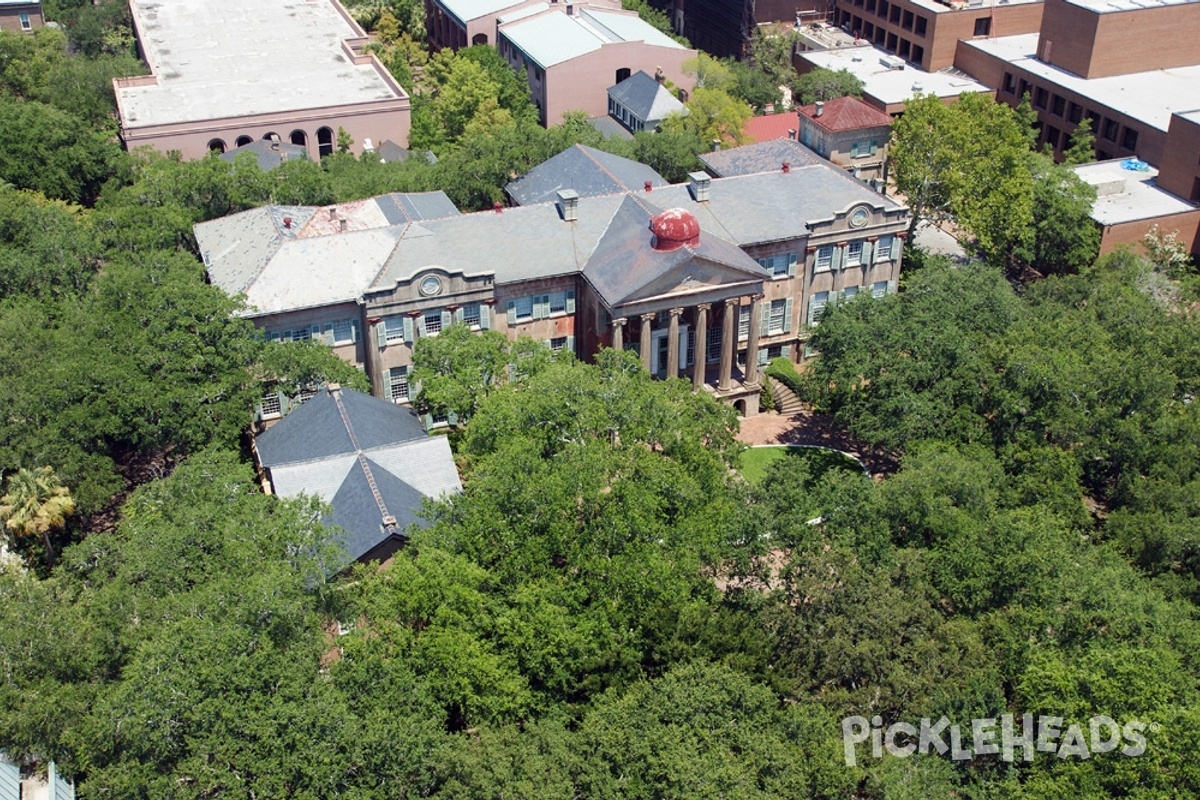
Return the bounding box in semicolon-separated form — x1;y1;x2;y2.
876;236;893;261
19;13;31;30
846;241;864;267
738;306;750;341
384;316;406;343
388;367;409;402
872;281;888;298
462;302;482;328
815;246;834;272
424;310;443;336
809;291;829;326
332;319;354;345
512;296;533;322
707;326;722;362
756;254;794;278
768;299;787;335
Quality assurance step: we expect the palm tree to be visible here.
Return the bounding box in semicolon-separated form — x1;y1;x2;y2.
0;466;76;569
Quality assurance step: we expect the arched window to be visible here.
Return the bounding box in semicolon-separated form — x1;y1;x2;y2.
472;33;488;45
262;131;281;142
289;129;307;147
207;138;226;154
317;126;335;158
235;135;253;148
615;67;631;84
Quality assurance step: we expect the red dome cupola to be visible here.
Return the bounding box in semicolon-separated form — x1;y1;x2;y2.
650;208;700;251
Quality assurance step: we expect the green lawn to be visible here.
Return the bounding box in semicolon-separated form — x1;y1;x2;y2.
739;445;867;484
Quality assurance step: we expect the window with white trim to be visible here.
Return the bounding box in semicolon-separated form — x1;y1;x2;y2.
388;367;410;402
768;298;787;335
261;391;282;418
707;325;722;362
549;336;568;352
19;13;31;30
332;319;354;345
549;291;569;315
462;302;482;328
756;254;794;279
876;236;893;261
872;281;888;298
810;291;829;326
738;306;749;341
424;309;443;336
815;246;834;272
513;296;534;322
850;140;878;158
384;316;406;343
846;241;864;267
842;285;859;302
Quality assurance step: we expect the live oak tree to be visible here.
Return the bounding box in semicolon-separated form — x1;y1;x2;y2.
793;67;864;106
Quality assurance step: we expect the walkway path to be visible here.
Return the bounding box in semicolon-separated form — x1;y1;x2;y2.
736;409;898;478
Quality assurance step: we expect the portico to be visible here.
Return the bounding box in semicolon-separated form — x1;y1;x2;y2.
585;204;773;413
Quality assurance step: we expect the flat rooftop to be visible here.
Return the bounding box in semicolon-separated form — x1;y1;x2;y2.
1073;159;1196;225
905;0;1041;13
500;7;686;69
961;34;1200;132
1177;108;1200;125
118;0;405;129
798;45;988;107
1064;0;1199;13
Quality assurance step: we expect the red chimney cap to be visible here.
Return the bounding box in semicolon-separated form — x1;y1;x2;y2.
782;161;790;173
282;216;292;228
649;208;700;251
644;180;653;192
493;201;503;213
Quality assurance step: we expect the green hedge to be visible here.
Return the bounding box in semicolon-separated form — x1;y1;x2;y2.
765;356;805;399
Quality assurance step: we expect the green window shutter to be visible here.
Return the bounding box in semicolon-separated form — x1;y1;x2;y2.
862;240;873;264
565;290;576;314
310;324;322;340
807;295;816;327
350;319;360;343
757;347;769;366
870;141;878;155
447;411;459;427
506;300;517;326
758;301;769;336
787;253;798;277
324;323;336;346
565;335;575;354
376;322;387;350
402;316;413;343
783;297;794;333
441;310;452;330
832;246;844;271
781;344;791;359
887;280;898;295
453;307;464;324
890;236;901;261
534;295;550;319
479;304;491;330
422;414;433;431
416;314;427;337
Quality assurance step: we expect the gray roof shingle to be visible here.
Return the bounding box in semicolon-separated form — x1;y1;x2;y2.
699;138;827;178
506;144;668;206
254;387;461;565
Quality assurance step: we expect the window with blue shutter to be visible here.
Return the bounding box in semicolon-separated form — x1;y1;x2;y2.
783;297;794;333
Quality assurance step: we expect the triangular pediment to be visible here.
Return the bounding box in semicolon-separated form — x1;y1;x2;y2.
617;256;764;305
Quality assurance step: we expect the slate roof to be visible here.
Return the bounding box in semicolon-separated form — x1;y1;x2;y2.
376;139;439;165
699;138;828;178
220;140;310;171
200;145;905;315
587;115;635;139
506;144;668;205
607;70;686;125
255;387;461;565
582;195;769;306
197;192;459;313
797;96;893;132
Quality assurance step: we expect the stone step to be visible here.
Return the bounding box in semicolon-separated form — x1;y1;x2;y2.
767;375;805;415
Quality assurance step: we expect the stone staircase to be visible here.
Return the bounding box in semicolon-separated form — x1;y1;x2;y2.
766;375;805;416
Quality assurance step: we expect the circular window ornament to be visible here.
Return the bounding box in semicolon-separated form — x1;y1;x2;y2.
419;274;443;297
849;206;870;228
